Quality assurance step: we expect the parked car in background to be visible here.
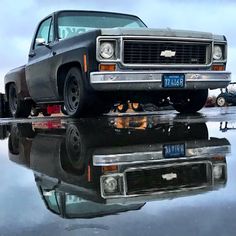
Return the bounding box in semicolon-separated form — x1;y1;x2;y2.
216;82;236;107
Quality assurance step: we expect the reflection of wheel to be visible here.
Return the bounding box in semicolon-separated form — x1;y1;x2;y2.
117;103;128;113
8;83;31;118
171;89;208;113
216;96;226;107
8;125;20;154
131;103;143;112
61;124;85;174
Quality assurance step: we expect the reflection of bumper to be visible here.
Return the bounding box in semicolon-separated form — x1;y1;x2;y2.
93;141;231;166
90;71;231;91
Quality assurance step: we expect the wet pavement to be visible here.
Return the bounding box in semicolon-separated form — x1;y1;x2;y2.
0;107;236;236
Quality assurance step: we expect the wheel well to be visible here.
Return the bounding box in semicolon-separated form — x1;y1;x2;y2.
57;62;82;98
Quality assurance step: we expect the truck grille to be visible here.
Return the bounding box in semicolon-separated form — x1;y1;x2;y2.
123;40;210;66
126;163;210;195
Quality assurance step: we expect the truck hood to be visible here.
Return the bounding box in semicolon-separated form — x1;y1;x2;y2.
101;28;224;41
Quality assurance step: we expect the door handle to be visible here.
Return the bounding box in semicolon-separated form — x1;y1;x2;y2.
28;52;36;58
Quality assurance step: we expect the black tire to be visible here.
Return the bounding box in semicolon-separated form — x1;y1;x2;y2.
117;103;128;113
8;83;31;118
63;67;111;117
216;96;227;107
63;67;88;117
131;103;143;112
171;89;208;113
60;124;86;175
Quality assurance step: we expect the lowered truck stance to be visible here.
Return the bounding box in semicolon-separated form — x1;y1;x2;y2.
4;10;231;118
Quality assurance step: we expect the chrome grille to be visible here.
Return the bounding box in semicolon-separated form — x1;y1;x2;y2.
123;40;210;65
126;163;210;195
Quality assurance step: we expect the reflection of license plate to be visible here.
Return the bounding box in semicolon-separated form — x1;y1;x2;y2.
163;144;185;158
162;74;185;88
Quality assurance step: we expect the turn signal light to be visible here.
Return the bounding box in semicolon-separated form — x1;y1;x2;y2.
212;65;225;71
102;165;118;173
99;64;116;71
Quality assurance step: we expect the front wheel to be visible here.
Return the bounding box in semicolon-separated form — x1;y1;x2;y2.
171;89;208;113
8;83;31;118
63;67;88;117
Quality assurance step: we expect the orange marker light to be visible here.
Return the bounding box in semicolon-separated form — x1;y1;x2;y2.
212;65;225;71
83;54;88;72
99;64;116;71
102;165;118;173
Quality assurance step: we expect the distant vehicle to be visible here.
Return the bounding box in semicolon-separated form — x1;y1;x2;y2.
4;10;231;118
216;82;236;107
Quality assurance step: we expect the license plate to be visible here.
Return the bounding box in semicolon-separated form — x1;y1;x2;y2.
162;74;185;88
163;143;185;158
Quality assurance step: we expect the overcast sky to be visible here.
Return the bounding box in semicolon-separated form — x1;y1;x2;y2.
0;0;235;93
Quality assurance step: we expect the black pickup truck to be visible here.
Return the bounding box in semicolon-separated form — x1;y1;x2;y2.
4;10;231;117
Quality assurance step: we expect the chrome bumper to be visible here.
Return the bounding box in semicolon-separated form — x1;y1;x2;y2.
90;71;231;91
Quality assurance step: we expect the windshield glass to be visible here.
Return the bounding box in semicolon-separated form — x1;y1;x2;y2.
58;11;146;39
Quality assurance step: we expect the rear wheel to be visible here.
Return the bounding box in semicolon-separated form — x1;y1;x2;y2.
171;89;208;113
8;83;31;118
216;96;226;107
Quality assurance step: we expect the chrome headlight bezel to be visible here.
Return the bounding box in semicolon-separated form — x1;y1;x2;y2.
96;37;121;62
101;174;124;198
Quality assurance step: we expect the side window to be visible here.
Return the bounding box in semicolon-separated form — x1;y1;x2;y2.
34;17;52;49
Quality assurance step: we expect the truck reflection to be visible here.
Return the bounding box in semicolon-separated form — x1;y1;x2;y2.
7;116;230;218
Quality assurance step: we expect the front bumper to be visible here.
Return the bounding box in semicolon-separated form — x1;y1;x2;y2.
90;70;231;91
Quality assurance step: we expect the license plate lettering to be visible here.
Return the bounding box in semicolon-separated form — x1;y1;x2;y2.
163;144;185;158
162;74;185;88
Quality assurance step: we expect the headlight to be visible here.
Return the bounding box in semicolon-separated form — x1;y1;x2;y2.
213;45;223;60
213;165;223;180
103;176;118;193
100;42;114;59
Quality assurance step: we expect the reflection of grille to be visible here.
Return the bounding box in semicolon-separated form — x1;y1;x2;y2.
126;163;210;195
123;40;209;65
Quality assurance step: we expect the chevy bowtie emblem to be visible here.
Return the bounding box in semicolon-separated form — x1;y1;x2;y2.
162;172;177;181
160;50;176;58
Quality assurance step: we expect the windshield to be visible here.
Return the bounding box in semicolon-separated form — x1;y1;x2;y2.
58;11;146;40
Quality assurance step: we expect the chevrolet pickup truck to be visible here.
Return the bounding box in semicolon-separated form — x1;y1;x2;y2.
4;10;231;118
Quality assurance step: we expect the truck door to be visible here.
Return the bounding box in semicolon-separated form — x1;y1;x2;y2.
26;17;57;102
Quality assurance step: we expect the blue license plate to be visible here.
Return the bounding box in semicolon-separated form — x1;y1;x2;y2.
163;144;185;158
162;74;185;88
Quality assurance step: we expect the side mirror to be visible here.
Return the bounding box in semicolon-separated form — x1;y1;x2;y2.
35;38;46;46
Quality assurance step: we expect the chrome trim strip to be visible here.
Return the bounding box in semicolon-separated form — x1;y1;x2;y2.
90;70;231;90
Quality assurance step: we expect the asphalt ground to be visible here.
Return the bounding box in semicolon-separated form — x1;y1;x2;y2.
0;107;236;236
